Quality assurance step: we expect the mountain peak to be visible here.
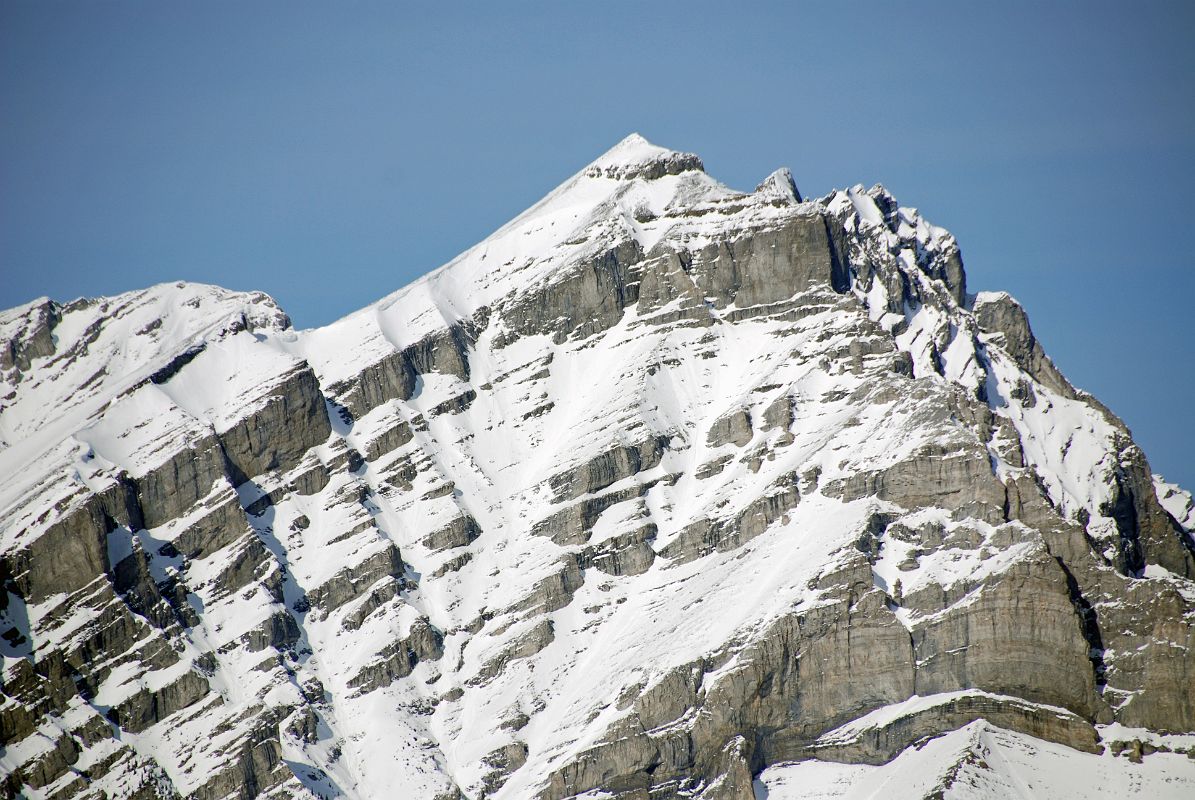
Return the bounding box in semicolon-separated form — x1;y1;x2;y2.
4;140;1195;800
583;132;704;181
755;167;802;204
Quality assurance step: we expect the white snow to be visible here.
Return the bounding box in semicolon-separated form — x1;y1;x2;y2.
756;721;1195;799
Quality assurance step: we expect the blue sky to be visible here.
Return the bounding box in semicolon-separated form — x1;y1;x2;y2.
2;1;1192;489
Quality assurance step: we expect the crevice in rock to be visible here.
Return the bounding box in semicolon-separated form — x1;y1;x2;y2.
1052;556;1107;692
1101;472;1146;577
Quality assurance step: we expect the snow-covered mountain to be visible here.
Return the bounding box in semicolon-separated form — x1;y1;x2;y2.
2;134;1193;799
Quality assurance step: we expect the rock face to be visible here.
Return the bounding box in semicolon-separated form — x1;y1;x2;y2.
2;133;1194;799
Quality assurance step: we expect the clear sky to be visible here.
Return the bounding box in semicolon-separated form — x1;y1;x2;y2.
2;1;1192;490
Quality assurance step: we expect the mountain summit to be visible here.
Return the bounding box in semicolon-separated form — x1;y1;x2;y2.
2;136;1194;799
582;132;705;180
